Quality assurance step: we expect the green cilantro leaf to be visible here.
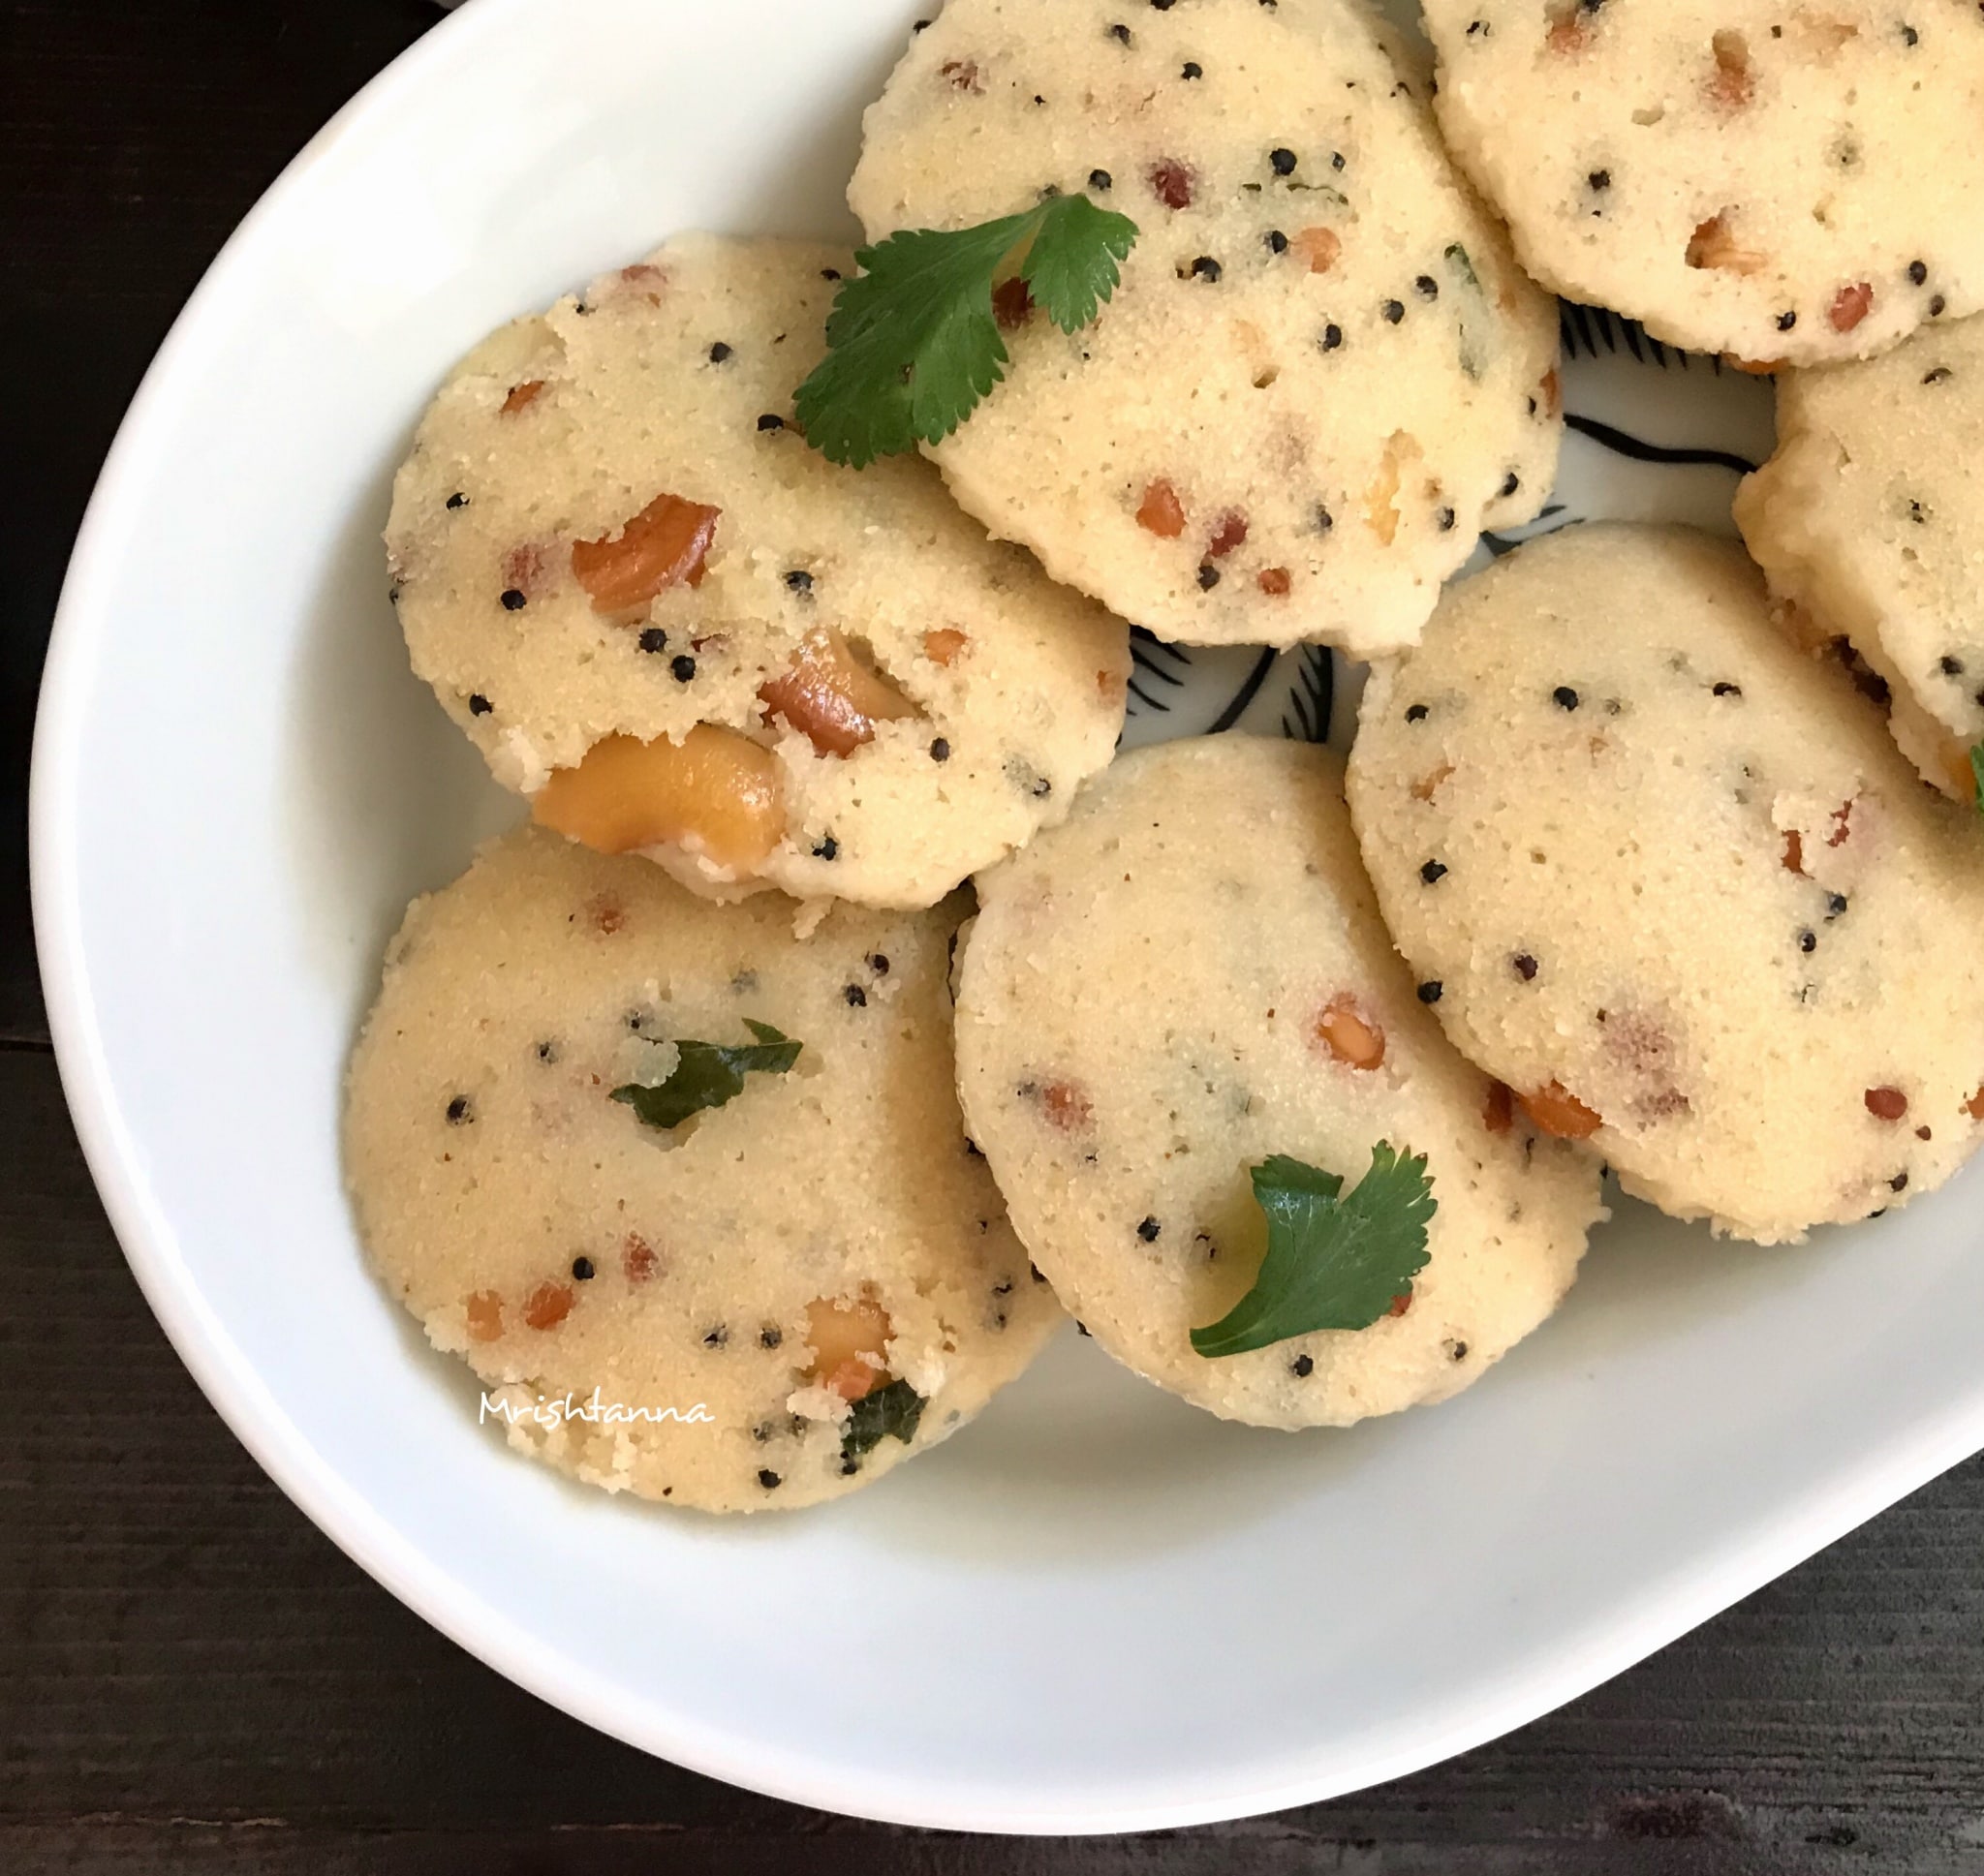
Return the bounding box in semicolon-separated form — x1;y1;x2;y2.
1970;740;1984;816
794;194;1138;468
1190;1145;1437;1359
610;1019;800;1131
1444;242;1486;383
1017;194;1139;331
840;1378;926;1469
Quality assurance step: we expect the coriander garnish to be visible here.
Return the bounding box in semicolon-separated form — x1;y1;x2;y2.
794;194;1139;468
840;1377;926;1468
1190;1145;1437;1358
1444;241;1487;382
610;1020;801;1131
1970;741;1984;816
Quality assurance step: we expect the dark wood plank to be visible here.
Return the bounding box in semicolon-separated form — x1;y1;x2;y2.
4;1040;1984;1871
0;1824;1933;1876
0;0;441;1046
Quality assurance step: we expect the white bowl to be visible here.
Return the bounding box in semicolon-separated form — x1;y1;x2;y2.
32;0;1984;1834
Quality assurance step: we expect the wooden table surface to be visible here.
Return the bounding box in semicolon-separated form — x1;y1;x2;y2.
7;3;1984;1870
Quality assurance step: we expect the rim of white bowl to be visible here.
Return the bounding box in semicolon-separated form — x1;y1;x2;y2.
29;0;1984;1834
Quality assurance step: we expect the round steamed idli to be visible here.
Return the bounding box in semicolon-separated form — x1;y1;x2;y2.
953;736;1603;1430
385;233;1130;910
344;824;1060;1513
1420;0;1984;368
847;0;1562;655
1737;310;1984;800
1348;522;1984;1244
